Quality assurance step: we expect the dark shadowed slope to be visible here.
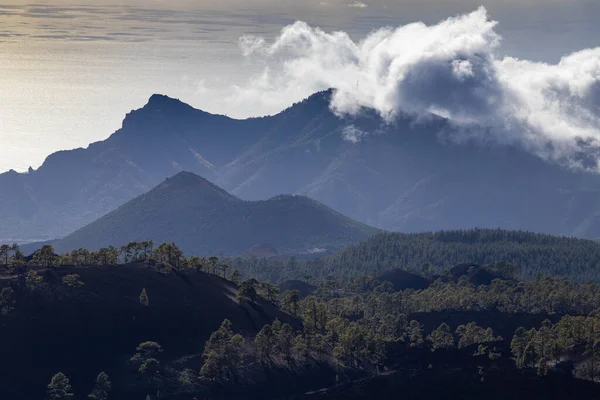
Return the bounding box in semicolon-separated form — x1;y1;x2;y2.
51;171;378;256
0;264;296;400
6;91;600;241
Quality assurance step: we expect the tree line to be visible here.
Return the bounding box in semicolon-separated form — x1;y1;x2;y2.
224;228;600;284
0;242;239;281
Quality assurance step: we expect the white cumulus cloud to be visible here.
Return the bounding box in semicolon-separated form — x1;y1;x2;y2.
235;7;600;170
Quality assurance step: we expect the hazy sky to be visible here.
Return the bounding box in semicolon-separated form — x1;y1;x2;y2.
1;0;599;172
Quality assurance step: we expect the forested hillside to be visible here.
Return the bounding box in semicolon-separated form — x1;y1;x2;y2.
44;171;377;256
227;229;600;283
3;239;600;399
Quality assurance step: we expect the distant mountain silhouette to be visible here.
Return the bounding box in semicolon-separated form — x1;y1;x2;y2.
5;90;600;241
48;171;378;255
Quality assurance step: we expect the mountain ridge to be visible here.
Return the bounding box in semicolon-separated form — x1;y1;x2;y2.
48;170;378;256
4;90;600;241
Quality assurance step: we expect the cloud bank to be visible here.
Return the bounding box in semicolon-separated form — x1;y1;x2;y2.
236;7;600;170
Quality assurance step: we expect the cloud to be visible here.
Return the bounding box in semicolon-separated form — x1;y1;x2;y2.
348;2;368;8
341;125;368;143
235;7;600;171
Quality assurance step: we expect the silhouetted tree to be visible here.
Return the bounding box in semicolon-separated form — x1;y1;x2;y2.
230;269;241;284
139;288;149;306
259;282;280;302
131;341;163;388
33;245;57;267
154;243;183;268
201;319;245;382
47;372;73;400
254;324;275;364
237;278;258;303
407;320;424;348
282;290;300;316
26;270;43;291
88;371;111;400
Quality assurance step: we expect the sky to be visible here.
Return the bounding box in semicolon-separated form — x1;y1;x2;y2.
0;0;599;172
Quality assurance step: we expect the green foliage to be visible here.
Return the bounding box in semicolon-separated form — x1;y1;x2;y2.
254;324;275;363
236;278;258;303
230;269;241;284
456;323;501;348
275;323;295;363
121;241;153;263
88;371;111;400
26;270;44;291
33;245;57;267
153;243;183;268
281;290;300;316
301;296;328;331
139;288;149;307
62;274;84;288
333;323;370;365
427;323;455;351
0;244;11;266
95;247;119;265
187;256;205;272
47;372;74;400
407;320;424;348
259;282;280;302
71;248;90;266
0;243;23;268
226;228;600;283
201;319;245;382
0;287;15;315
130;341;163;382
510;327;531;368
294;333;310;358
179;369;196;388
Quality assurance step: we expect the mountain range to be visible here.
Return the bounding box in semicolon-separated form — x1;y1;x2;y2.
46;171;377;256
4;90;600;242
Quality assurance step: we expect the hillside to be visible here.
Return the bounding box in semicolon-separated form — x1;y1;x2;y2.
4;237;600;399
48;171;378;256
0;264;296;400
228;228;600;283
318;229;600;281
6;91;600;242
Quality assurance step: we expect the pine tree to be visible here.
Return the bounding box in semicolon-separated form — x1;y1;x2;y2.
62;274;84;288
407;320;424;348
34;245;57;267
201;319;245;381
230;269;241;284
236;279;258;303
427;323;454;351
510;327;529;368
139;288;149;306
275;323;295;363
47;372;74;400
26;270;44;291
130;341;162;388
88;371;111;400
282;290;300;316
254;324;275;364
